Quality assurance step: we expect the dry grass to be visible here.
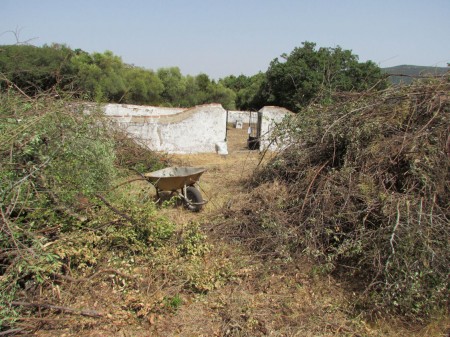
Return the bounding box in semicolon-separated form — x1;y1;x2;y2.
152;126;263;222
32;120;449;337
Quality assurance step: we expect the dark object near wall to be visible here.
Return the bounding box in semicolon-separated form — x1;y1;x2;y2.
247;136;260;150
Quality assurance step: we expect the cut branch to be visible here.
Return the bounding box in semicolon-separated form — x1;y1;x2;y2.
11;301;104;318
95;194;137;225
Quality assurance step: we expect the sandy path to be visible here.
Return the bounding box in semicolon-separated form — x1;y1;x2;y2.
155;126;264;223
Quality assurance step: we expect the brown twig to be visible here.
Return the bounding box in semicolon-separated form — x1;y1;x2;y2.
0;72;32;100
299;160;330;217
0;328;28;336
107;177;149;192
55;268;135;283
10;301;104;318
94;194;137;225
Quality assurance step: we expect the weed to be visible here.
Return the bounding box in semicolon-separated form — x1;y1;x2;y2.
163;294;183;312
177;222;211;257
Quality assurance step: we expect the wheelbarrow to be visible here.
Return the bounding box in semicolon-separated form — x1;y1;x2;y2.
144;166;207;212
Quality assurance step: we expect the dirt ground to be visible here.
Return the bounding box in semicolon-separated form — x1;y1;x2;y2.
31;126;449;337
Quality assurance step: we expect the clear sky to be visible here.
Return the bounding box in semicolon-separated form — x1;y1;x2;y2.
1;0;449;79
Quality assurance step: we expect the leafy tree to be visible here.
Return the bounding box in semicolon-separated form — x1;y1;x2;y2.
157;67;187;105
259;42;386;111
189;73;210;105
205;82;236;110
157;70;235;109
220;73;264;110
71;50;127;102
0;44;74;94
71;50;165;104
1;42;386;111
194;74;236;109
180;75;199;107
195;73;211;92
123;66;164;105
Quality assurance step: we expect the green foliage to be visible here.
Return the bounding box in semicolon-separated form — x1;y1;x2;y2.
1;42;386;112
106;190;175;250
52;194;174;273
157;67;187;104
259;41;387;111
220;73;265;110
0;44;75;95
71;50;127;102
0;282;20;328
0;91;175;331
177;222;211;257
123;66;164;104
0;92;115;282
0;45;236;108
163;294;183;312
156;68;236;109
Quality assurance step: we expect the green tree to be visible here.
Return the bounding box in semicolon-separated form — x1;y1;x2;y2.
157;70;236;109
157;67;187;105
180;75;199;107
259;42;386;111
205;82;236;110
71;50;128;102
220;73;265;110
192;73;236;109
0;44;75;94
123;66;164;104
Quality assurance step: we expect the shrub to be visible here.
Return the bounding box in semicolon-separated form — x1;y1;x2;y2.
0;91;173;329
220;77;450;318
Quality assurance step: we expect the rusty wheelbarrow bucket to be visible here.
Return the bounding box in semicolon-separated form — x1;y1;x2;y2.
144;166;207;212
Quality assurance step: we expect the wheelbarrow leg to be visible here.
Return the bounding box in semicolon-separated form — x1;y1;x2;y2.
155;188;160;203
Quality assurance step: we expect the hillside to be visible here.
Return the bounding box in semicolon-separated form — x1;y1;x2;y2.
383;64;448;84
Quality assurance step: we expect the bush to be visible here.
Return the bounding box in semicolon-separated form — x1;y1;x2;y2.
0;91;173;330
219;77;450;318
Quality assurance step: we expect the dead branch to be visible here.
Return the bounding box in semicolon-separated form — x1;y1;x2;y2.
299;160;330;217
10;301;104;318
0;73;32;100
107;177;149;192
0;328;27;336
55;268;136;283
95;194;137;225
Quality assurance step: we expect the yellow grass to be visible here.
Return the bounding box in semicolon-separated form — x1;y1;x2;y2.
35;126;449;337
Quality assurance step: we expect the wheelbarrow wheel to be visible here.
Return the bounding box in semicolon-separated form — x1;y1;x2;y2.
185;186;203;212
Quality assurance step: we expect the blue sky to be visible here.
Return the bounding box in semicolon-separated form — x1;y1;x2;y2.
1;0;449;79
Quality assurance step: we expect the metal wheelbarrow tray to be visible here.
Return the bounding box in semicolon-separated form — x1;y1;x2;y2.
144;166;207;212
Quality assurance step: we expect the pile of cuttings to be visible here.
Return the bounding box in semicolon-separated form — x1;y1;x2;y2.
218;77;450;318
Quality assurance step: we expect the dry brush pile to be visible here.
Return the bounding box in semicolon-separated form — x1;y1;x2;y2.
0;90;238;335
0;91;176;332
218;77;449;318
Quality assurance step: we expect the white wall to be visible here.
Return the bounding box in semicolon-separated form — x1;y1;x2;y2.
227;110;251;124
103;103;185;123
102;103;291;153
106;103;227;154
258;106;293;151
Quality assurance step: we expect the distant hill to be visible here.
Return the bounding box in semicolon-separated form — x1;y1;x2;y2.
382;65;449;84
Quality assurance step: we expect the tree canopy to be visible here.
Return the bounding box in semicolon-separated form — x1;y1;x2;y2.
257;42;386;111
0;42;387;111
0;44;236;109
